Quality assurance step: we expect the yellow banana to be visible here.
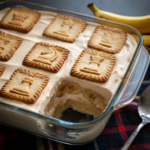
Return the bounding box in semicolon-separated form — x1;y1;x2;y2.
143;35;150;45
136;26;150;34
88;3;150;34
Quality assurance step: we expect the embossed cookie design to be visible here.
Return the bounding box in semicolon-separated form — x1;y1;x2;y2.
23;42;69;73
43;14;87;43
0;7;40;33
70;49;116;83
88;25;127;54
54;19;74;37
0;65;5;77
0;68;49;104
0;31;22;61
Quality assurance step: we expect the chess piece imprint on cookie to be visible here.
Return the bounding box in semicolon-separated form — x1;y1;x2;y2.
23;42;69;73
8;11;29;26
70;49;116;83
43;14;87;43
10;72;34;97
80;54;104;75
0;7;40;33
54;19;74;37
0;31;23;61
99;31;113;47
33;46;58;65
0;68;49;104
88;25;127;54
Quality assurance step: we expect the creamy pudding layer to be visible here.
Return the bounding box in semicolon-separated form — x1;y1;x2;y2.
0;8;137;116
42;77;112;118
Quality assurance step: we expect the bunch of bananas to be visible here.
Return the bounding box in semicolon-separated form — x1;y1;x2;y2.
88;3;150;53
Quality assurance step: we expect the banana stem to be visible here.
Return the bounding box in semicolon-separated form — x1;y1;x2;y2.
87;3;99;15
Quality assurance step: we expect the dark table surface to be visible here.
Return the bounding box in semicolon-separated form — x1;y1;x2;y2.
22;0;150;16
0;0;150;150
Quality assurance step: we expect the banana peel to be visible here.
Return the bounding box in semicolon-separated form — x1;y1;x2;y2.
88;3;150;34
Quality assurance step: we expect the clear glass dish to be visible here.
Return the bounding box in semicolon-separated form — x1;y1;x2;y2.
0;0;149;145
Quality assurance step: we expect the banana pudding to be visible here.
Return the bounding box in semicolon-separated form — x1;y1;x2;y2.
0;8;137;122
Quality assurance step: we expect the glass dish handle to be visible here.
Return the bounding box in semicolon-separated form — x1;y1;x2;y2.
113;46;150;111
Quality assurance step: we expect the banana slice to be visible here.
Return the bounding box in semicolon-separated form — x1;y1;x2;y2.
95;97;106;110
83;89;99;103
56;83;66;97
44;96;54;114
66;82;81;95
83;89;106;110
48;96;54;110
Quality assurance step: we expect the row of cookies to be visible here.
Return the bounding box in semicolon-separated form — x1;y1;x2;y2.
0;29;116;83
0;7;127;54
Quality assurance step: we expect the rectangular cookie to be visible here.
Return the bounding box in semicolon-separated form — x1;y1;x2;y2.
70;49;116;83
43;14;87;43
23;42;69;73
0;68;49;104
88;25;127;54
0;65;4;77
0;31;23;61
0;7;41;33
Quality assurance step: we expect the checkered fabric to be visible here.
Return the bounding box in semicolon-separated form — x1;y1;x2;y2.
0;67;150;150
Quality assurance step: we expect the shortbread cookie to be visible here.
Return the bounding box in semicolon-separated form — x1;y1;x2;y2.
0;68;49;104
0;65;4;76
70;49;116;83
52;99;102;119
88;25;127;54
0;7;40;33
43;14;87;43
0;31;23;61
23;42;69;73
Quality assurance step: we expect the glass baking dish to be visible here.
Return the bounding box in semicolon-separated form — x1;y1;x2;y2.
0;0;149;145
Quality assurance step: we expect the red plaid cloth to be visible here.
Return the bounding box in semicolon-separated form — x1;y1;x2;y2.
0;99;150;150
